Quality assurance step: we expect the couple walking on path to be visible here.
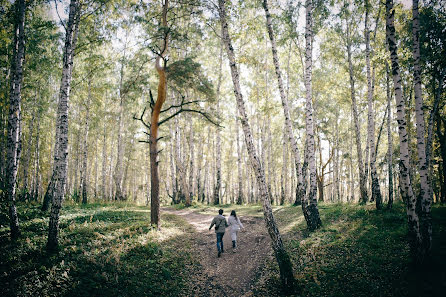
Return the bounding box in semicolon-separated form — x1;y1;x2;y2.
209;209;244;257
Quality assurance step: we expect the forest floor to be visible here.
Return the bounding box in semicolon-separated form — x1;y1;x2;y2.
1;201;445;297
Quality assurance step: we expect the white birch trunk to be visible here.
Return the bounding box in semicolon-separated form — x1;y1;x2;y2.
263;0;305;208
386;0;421;261
218;0;295;290
304;0;322;231
81;81;91;204
347;18;368;204
47;0;80;251
412;0;432;259
386;62;394;209
6;0;26;239
365;0;382;209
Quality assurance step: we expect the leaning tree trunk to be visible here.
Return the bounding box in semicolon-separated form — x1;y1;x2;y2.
347;20;368;204
386;0;421;262
6;0;26;239
303;0;322;231
365;0;382;209
412;0;432;260
149;0;169;226
81;81;91;204
47;0;80;251
218;0;295;290
263;0;305;211
386;62;394;209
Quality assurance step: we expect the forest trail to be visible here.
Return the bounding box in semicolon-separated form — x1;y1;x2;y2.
162;208;272;297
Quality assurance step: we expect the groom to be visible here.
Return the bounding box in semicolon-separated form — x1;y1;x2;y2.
209;209;228;257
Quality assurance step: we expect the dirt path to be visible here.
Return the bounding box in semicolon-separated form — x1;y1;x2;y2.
162;208;272;297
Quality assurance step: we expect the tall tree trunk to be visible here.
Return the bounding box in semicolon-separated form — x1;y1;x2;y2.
236;118;243;205
436;116;446;203
303;0;322;231
281;123;288;205
149;0;169;226
81;81;91;204
47;0;80;251
188;118;194;201
114;55;127;201
218;0;295;290
23;100;36;200
101;122;107;198
412;0;432;260
334;112;340;201
386;62;394;209
365;0;383;209
349;107;354;202
33;105;41;201
347;19;368;204
263;0;305;211
213;45;223;205
386;0;421;262
196;135;203;203
6;0;26;239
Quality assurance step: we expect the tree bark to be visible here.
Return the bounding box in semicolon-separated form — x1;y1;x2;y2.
386;0;421;262
149;0;169;226
365;0;382;209
6;0;26;239
213;45;223;205
81;80;91;204
303;0;322;231
32;105;41;201
23;100;36;200
114;53;127;201
188;118;194;201
412;0;432;260
346;18;368;204
236;117;243;205
47;0;80;251
262;0;305;210
386;62;394;209
218;0;295;290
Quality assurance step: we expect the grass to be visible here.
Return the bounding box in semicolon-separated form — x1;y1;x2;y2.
252;202;446;297
1;201;445;296
0;201;197;297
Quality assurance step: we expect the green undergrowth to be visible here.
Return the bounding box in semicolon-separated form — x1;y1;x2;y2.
0;202;196;297
253;202;446;297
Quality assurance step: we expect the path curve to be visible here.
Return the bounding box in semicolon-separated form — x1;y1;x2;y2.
162;208;272;297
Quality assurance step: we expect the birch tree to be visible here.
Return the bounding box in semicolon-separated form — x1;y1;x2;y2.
218;0;295;290
345;6;368;204
386;0;421;262
303;0;322;231
262;0;305;212
412;0;432;259
47;0;80;251
365;0;382;209
6;0;26;239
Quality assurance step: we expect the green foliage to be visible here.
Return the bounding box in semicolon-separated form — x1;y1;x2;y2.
167;57;215;100
0;203;196;297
